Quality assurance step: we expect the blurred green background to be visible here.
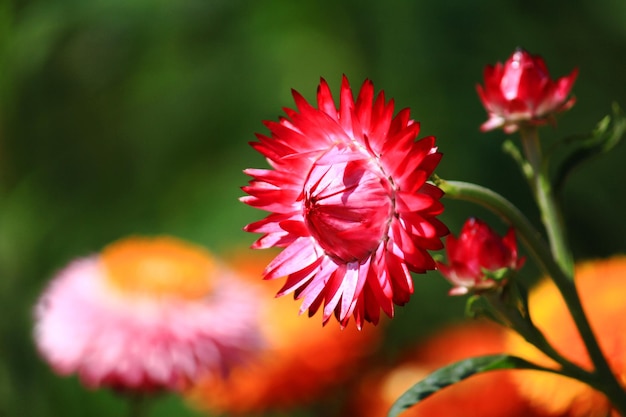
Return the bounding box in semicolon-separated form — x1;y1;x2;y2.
2;0;626;415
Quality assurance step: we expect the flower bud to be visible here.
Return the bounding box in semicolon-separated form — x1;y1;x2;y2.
437;218;525;295
477;48;578;133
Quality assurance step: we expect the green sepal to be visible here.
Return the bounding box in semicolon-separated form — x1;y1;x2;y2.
481;266;512;281
465;295;492;319
387;354;547;417
465;294;505;324
552;103;626;193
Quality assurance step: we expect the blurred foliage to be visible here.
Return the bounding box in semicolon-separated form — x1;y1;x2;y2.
1;0;626;416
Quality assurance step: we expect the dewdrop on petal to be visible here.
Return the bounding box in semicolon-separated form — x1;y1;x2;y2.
34;236;263;392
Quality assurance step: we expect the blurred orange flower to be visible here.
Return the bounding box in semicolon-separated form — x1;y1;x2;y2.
186;248;382;414
506;257;626;417
344;320;550;417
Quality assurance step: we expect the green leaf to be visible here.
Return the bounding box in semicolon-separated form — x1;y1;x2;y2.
387;354;546;417
553;103;626;192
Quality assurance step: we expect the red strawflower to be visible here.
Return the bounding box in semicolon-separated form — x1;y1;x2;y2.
241;76;448;328
437;218;524;295
477;48;578;133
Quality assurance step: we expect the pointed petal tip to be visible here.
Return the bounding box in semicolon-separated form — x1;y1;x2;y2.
448;287;469;296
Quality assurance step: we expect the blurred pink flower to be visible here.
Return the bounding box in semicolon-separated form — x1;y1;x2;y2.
477;48;578;133
437;218;524;295
34;236;262;392
241;76;448;328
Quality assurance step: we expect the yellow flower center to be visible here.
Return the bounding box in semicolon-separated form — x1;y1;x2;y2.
101;236;216;299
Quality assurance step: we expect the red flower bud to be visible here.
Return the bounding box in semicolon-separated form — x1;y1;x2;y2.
437;218;525;295
477;48;578;133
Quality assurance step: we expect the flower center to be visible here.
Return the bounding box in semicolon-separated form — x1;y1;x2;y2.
101;236;216;299
303;147;393;263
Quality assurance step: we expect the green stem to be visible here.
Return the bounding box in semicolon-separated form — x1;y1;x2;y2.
484;290;591;382
517;127;626;409
556;283;626;412
486;289;626;409
519;126;574;277
437;178;626;413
